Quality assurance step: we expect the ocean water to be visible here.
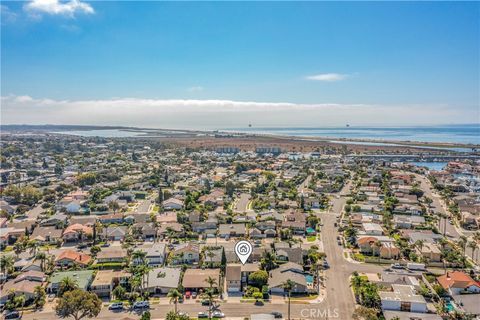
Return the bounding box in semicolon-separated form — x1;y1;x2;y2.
411;162;447;171
50;124;480;145
53;130;143;138
230;125;480;145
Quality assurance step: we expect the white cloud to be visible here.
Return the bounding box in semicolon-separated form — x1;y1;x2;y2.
24;0;94;17
0;95;470;129
306;73;349;82
1;5;18;24
187;86;204;93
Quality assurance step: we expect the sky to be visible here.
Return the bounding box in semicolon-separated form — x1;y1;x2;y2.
1;1;479;129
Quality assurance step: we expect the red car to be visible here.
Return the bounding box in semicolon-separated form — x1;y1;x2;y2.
185;291;191;299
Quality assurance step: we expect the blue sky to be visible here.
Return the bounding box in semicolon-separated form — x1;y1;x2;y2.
1;1;479;128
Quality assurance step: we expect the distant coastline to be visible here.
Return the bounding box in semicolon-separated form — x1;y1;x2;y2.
1;124;479;151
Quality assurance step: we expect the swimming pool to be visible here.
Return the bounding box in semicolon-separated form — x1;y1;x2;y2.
305;275;314;284
446;301;455;312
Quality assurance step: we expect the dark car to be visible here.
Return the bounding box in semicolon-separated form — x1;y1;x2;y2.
4;311;21;320
201;299;211;306
270;312;283;319
323;260;329;268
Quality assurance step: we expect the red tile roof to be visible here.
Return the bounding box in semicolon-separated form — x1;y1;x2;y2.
437;271;480;290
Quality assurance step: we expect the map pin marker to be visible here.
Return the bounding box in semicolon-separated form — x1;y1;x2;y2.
235;240;253;265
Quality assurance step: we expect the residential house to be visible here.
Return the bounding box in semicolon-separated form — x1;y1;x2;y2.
30;226;62;245
170;243;200;265
417;242;442;262
55;249;92;267
102;226;128;241
437;271;480;295
225;264;241;293
98;213;124;225
218;223;246;238
96;247;127;264
268;262;310;294
62;224;92;242
281;211;306;235
362;223;384;236
137;243;167;266
393;215;425;229
379;284;427;313
162;198;184;210
48;270;94;293
358;236;400;260
145;267;181;295
39;213;68;227
0;277;40;304
182;268;221;293
91;270;130;297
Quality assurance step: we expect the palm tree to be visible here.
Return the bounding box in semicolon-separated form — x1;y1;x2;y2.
414;240;425;252
45;255;56;274
33;285;46;309
206;275;217;289
93;221;103;244
260;251;277;271
0;255;14;276
27;240;39;256
205;248;215;267
473;232;480;243
458;235;468;259
130;250;151;297
468;241;478;262
201;288;217;320
132;250;148;265
35;252;47;272
13;242;23;257
282;279;295;320
58;276;78;296
373;240;383;257
167;289;182;314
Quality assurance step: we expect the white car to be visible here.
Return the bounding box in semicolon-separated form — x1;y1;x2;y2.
212;311;225;318
133;301;150;309
108;302;124;310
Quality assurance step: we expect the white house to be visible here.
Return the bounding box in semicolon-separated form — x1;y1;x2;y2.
379;284;427;313
162;198;184;210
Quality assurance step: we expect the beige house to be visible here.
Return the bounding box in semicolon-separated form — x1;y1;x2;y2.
182;268;221;292
90;270;130;297
225;264;241;293
417;242;441;262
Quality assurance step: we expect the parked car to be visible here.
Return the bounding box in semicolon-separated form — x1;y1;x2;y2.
4;311;21;320
192;292;198;299
198;312;209;318
323;260;329;268
407;262;426;271
270;312;283;319
185;291;191;299
212;311;225;318
391;263;404;269
108;302;124;310
201;299;210;306
133;301;150;309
